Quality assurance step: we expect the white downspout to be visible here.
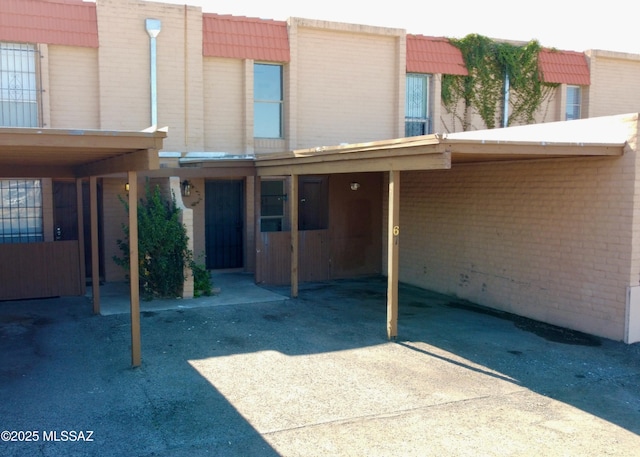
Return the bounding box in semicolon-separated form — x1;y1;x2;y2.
502;72;510;128
145;18;161;128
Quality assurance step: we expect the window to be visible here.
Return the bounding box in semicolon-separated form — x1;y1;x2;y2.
566;85;581;121
260;180;286;232
254;63;283;138
0;179;43;244
0;42;40;127
405;73;431;136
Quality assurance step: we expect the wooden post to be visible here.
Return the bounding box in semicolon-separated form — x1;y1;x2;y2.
90;176;100;314
76;178;86;296
387;170;400;339
290;174;299;298
128;171;141;367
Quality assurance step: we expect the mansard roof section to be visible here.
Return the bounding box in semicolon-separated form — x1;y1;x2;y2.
406;35;468;75
0;0;98;48
203;13;290;62
538;49;590;85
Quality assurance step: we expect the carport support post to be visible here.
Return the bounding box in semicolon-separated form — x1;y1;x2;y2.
128;171;142;367
90;176;100;314
290;174;299;298
387;170;400;339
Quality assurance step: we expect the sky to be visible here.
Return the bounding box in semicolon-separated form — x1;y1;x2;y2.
143;0;637;55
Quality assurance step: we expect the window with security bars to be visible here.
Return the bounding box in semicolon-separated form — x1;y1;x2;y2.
405;73;432;136
566;85;581;121
0;180;43;244
260;179;286;232
0;42;40;127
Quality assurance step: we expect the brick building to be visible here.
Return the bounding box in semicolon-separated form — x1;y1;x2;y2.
1;0;640;345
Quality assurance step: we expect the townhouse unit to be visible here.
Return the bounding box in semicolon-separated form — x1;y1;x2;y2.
2;0;640;348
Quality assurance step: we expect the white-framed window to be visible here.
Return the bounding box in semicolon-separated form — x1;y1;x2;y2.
254;63;283;138
0;42;40;127
566;85;581;121
0;179;43;244
260;179;286;232
405;73;432;136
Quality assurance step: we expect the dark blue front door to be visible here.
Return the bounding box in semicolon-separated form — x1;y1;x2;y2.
205;180;244;269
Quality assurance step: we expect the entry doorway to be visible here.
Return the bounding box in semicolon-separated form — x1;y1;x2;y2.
52;180;104;280
205;180;244;270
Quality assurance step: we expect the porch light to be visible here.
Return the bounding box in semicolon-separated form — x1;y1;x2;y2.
350;182;361;191
181;180;191;197
125;182;130;192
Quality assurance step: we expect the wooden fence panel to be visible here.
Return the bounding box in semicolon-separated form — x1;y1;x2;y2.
0;241;82;300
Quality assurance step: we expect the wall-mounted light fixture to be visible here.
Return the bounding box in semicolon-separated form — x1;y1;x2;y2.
350;182;361;191
181;180;191;197
124;182;130;192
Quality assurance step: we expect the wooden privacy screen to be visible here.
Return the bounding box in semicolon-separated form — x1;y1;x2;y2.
0;241;82;300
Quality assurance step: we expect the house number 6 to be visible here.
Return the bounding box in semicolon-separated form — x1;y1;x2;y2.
393;226;400;236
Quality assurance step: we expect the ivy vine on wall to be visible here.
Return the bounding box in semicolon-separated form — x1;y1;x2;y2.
442;34;558;130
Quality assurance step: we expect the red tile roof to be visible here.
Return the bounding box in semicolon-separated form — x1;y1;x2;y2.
0;0;98;48
406;35;468;75
538;49;590;85
203;14;290;62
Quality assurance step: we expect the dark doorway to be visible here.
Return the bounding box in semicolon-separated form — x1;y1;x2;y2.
205;180;244;269
299;176;328;230
52;180;104;280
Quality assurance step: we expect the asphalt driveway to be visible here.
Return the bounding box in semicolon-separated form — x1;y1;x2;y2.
1;274;639;456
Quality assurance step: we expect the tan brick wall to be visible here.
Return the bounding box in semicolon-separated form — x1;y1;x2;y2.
203;57;246;153
586;50;640;118
290;19;404;149
96;0;204;152
102;177;130;282
392;141;639;341
180;177;206;260
47;45;100;129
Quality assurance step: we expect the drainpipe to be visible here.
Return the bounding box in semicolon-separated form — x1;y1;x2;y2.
145;18;162;128
502;72;510;128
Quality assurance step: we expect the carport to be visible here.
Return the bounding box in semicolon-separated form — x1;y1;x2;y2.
0;126;167;366
254;115;628;339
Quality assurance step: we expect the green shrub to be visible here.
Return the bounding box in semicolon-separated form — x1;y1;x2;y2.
113;182;192;300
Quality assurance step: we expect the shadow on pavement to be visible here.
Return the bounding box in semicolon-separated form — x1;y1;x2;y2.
1;274;639;456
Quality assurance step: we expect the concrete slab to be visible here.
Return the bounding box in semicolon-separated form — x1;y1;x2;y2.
92;271;288;316
1;274;639;456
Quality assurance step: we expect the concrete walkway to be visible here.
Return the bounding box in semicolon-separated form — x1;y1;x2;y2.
91;271;287;316
1;273;639;456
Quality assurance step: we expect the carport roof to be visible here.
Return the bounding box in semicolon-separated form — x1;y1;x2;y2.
255;114;634;176
0;127;167;178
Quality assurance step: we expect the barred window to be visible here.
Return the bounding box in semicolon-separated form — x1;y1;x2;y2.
0;180;43;244
405;73;432;136
260;179;285;232
0;42;40;127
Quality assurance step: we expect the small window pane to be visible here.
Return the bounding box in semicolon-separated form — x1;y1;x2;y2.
254;103;282;138
0;179;43;244
260;180;285;232
254;64;282;100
